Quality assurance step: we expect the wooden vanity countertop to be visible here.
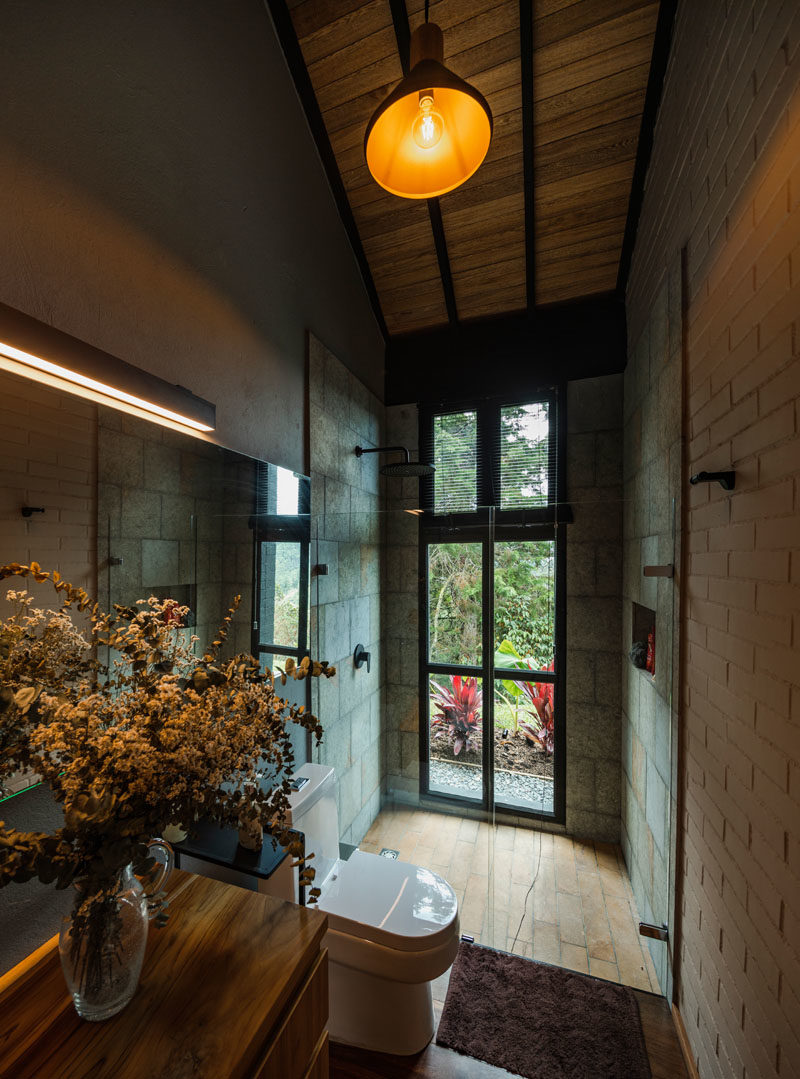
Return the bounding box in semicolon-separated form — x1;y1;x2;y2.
0;870;328;1078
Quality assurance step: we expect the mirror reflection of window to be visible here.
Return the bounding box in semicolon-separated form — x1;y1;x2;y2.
276;467;300;515
259;542;301;651
253;461;310;681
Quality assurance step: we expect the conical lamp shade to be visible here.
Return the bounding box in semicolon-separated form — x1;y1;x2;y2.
365;23;492;199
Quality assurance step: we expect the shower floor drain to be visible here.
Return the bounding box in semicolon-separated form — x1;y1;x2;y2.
379;848;399;859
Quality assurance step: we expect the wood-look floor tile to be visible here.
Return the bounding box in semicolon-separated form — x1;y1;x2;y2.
419;812;445;849
552;834;575;856
507;938;532;957
513;825;536;861
431;862;451;886
491;846;513;897
403;808;428;833
361;821;383;847
577;869;604;901
530;885;557;927
532;921;560;964
594;840;621;871
413;843;436;870
485;907;509;948
616;944;654;991
560;941;590;973
447;839;476;891
507;876;532;912
573;840;598;872
554;846;580;895
494;824;516;851
432;815;461;865
537;832;555;859
583;900;616;962
460;874;488;938
472;824;492;873
396;837;420;862
599;865;633;899
556;891;585;946
458;817;479;842
589;956;620;982
604;892;638;937
508;908;534;946
511;841;539;885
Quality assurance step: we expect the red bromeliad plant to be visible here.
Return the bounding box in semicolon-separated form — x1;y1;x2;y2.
518;661;555;756
430;675;482;756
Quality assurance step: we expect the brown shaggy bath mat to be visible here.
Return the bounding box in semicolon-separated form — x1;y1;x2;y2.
436;941;652;1079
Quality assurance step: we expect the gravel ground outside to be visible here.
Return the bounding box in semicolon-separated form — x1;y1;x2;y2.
429;758;555;814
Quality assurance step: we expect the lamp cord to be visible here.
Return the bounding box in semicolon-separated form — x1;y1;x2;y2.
424;0;429;22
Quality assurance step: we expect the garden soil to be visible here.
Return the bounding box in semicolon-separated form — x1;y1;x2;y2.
431;733;554;779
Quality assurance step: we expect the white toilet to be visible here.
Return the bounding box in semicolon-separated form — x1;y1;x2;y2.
286;763;460;1055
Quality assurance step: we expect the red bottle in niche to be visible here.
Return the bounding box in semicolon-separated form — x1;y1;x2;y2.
646;628;655;675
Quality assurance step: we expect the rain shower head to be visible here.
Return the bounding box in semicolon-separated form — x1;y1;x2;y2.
380;459;434;477
354;444;435;478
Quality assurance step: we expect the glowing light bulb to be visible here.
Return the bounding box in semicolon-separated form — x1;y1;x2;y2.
412;94;444;149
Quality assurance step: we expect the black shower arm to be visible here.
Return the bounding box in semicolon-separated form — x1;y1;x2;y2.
354;445;410;464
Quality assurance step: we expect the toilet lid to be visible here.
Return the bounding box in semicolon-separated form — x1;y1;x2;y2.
317;850;458;953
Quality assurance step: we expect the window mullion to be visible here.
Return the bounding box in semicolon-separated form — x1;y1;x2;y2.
476;400;496;510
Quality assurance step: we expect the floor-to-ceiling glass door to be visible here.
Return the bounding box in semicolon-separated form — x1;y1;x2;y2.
421;523;565;821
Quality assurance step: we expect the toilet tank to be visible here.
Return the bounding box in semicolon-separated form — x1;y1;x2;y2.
286;763;340;892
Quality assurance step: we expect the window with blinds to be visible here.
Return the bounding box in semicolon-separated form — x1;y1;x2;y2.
499;402;550;508
430;397;555;514
433;409;477;513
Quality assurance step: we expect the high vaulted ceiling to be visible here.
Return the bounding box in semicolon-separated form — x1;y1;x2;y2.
270;0;669;339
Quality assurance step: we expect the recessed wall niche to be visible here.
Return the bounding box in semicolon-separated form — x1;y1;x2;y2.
631;601;655;676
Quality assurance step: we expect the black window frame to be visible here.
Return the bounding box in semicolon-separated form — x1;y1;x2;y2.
418;385;568;823
250;467;313;760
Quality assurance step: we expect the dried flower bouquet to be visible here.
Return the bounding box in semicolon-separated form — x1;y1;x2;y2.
0;561;334;997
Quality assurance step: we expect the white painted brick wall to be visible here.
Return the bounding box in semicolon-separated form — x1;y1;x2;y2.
627;2;800;1076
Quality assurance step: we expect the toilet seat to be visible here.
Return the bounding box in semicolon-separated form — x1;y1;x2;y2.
318;850;458;948
317;850;460;983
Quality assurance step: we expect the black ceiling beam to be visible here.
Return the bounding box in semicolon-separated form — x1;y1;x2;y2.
388;0;458;326
386;293;626;405
263;0;388;341
616;0;679;298
520;0;535;312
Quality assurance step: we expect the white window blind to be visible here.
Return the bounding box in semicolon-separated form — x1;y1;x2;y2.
433;410;477;513
498;402;551;508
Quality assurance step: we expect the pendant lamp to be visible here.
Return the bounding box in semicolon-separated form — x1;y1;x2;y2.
364;18;492;200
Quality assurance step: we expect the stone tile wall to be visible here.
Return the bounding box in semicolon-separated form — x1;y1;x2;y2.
97;410;253;657
308;334;384;847
621;270;682;998
382;404;421;801
565;375;624;843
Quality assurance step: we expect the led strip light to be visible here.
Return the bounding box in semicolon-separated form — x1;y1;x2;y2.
0;303;215;438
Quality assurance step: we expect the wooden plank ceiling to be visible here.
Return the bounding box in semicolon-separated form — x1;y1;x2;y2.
284;0;660;334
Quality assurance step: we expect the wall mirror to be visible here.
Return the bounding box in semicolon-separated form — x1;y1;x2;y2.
1;373;311;805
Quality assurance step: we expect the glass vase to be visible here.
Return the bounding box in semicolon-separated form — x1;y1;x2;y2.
58;838;173;1021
